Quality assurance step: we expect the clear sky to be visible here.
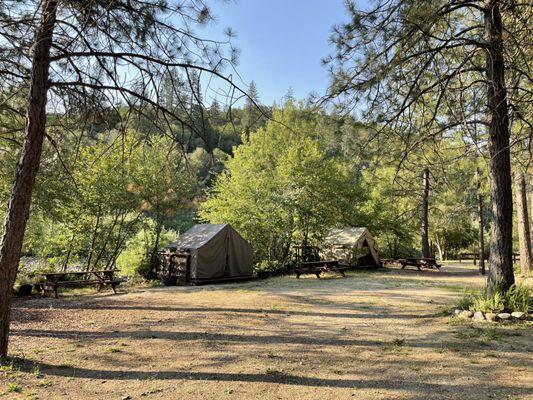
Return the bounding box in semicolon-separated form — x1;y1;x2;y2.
200;0;352;105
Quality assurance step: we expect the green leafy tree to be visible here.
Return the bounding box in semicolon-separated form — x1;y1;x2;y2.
200;102;366;263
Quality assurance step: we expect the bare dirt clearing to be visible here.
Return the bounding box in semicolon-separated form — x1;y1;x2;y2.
2;265;532;399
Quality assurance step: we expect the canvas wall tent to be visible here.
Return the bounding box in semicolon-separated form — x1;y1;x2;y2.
321;227;380;267
167;223;253;284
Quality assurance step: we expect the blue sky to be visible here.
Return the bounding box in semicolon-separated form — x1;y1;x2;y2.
200;0;353;105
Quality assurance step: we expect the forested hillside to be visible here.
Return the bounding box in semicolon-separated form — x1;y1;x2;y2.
2;82;515;278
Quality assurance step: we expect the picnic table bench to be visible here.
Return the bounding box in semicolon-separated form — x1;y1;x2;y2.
39;269;126;298
294;260;348;278
397;258;441;271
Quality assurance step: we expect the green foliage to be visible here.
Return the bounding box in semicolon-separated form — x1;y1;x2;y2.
254;260;290;279
116;221;178;278
504;285;532;314
456;284;532;314
471;291;505;314
455;292;475;311
200;102;367;263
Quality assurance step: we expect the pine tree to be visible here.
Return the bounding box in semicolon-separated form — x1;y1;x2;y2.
0;0;243;358
326;0;531;294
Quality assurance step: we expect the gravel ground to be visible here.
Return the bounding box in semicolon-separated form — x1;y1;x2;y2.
2;264;532;400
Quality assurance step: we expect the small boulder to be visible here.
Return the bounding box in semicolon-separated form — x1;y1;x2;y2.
473;311;485;321
497;313;511;321
453;309;462;316
511;311;526;320
459;310;474;319
485;312;497;322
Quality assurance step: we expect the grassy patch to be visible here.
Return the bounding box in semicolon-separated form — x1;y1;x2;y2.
381;338;409;353
6;382;22;393
107;347;122;353
453;326;522;343
38;379;53;388
58;361;75;369
265;367;284;375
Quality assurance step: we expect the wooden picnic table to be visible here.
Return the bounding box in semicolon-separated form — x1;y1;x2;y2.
39;269;126;298
294;260;348;279
397;258;441;271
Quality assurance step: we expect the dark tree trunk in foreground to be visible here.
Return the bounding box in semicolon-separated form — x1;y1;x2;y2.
421;168;430;258
515;170;532;275
0;0;57;359
476;168;486;275
485;0;514;294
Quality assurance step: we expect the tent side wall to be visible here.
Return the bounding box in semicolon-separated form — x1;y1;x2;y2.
321;228;381;267
189;230;228;280
187;225;253;284
226;226;254;278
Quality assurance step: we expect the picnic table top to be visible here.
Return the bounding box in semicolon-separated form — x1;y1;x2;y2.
39;269;118;277
300;260;339;265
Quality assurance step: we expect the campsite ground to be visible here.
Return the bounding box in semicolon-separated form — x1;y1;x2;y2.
2;264;532;400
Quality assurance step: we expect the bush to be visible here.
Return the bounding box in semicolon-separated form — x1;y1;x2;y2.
254;260;291;279
455;292;475;311
116;221;178;278
471;291;505;313
455;284;532;314
504;284;532;314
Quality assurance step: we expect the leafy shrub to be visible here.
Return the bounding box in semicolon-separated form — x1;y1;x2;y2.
116;221;178;278
455;284;532;314
455;292;475;310
254;260;290;279
471;291;504;313
504;284;532;314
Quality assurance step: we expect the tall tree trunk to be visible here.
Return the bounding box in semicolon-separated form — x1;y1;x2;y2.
434;234;444;261
530;186;533;257
150;213;164;277
476;167;486;275
515;170;532;275
484;0;514;294
0;0;57;359
421;167;430;258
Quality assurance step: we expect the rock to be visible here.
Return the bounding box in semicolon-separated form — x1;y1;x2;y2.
459;310;474;319
497;313;511;321
453;309;462;316
473;311;485;321
485;312;497;322
511;311;526;320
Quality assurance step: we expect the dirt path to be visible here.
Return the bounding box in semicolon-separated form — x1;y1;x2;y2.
2;265;532;399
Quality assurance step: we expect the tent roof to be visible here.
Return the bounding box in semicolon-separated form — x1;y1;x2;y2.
324;227;370;247
168;223;228;250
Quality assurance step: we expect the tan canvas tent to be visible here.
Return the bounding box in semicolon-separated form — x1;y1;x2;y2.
321;227;380;267
168;223;253;284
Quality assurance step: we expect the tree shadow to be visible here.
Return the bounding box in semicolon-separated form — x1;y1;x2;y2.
9;357;531;397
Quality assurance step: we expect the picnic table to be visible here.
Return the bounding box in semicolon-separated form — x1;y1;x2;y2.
39;269;126;298
397;258;441;271
294;260;348;278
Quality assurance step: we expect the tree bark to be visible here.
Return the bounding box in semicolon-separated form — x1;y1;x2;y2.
476;167;486;275
530;179;533;260
515;170;532;275
484;0;514;294
0;0;57;359
421;167;430;258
